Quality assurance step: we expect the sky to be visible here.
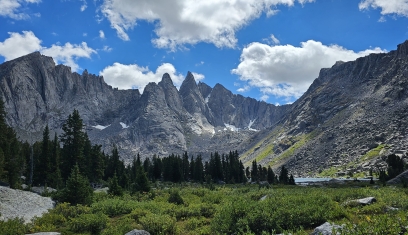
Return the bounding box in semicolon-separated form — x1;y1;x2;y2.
0;0;408;105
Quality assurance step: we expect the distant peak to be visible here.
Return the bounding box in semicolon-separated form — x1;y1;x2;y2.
159;73;174;86
185;71;196;82
397;40;408;58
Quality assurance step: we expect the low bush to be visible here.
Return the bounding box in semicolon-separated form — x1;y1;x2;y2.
68;212;108;234
91;198;139;217
139;213;177;234
0;217;28;235
168;190;184;205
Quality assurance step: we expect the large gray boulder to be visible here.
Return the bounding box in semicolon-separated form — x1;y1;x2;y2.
345;197;376;207
124;229;151;235
0;186;55;224
311;222;343;235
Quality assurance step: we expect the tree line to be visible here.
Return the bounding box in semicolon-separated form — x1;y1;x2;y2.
0;100;296;200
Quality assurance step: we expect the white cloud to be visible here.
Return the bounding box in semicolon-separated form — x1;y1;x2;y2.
83;33;87;37
99;30;105;39
101;45;112;52
0;31;42;60
100;0;314;49
41;42;96;71
0;0;41;20
232;40;386;99
0;31;97;72
263;34;280;45
80;0;87;11
99;62;204;93
359;0;408;17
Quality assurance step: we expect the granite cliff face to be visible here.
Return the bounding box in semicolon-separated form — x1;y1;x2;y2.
240;40;408;177
2;40;408;175
0;52;285;162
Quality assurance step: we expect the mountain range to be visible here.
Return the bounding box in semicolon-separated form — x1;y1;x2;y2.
1;40;408;176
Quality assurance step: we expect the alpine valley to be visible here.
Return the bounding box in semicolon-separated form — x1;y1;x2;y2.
1;40;408;177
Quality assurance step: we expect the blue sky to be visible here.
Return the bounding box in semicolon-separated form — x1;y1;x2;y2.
0;0;408;105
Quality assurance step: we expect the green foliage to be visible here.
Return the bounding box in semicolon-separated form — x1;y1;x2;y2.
139;213;177;235
57;164;93;205
68;212;108;235
168;190;184;205
91;198;139;217
108;172;123;197
0;217;28;235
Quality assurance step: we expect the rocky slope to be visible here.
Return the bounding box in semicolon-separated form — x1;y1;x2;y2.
240;40;408;177
0;52;285;162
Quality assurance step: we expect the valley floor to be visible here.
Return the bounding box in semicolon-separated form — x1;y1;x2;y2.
1;182;408;234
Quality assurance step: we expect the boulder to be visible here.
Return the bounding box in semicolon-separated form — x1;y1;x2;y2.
311;222;343;235
124;229;151;235
0;186;55;224
345;197;376;207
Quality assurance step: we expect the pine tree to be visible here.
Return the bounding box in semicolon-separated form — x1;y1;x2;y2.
37;125;52;185
279;165;289;184
267;166;275;184
251;160;258;182
60;164;93;205
49;133;62;189
108;171;123;196
289;174;296;185
60;110;86;180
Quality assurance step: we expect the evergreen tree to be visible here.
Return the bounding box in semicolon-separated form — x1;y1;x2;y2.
59;164;93;205
135;167;150;192
37;125;52;185
108;172;123;196
289;174;296;185
152;155;162;180
251;160;258;182
60;110;86;180
182;152;190;181
267;166;275;184
386;154;404;179
279;165;289;184
49;133;62;189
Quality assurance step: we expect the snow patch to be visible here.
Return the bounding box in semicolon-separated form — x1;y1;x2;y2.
205;94;211;103
93;124;110;130
224;123;240;132
248;119;259;131
120;122;129;129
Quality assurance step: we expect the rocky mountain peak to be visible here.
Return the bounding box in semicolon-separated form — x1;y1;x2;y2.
159;73;174;86
396;40;408;58
180;71;197;92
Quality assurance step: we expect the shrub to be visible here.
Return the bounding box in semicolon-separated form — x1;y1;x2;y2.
91;198;139;217
68;212;108;235
52;202;91;218
139;214;177;235
168;190;184;205
0;217;28;235
101;216;139;235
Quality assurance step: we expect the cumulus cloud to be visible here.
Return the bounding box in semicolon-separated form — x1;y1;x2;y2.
99;30;105;39
41;42;96;71
0;31;96;72
0;31;42;60
232;40;386;99
99;62;204;92
100;0;314;50
359;0;408;17
0;0;41;20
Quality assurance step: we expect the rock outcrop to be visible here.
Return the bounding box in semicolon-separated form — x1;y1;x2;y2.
0;186;55;223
